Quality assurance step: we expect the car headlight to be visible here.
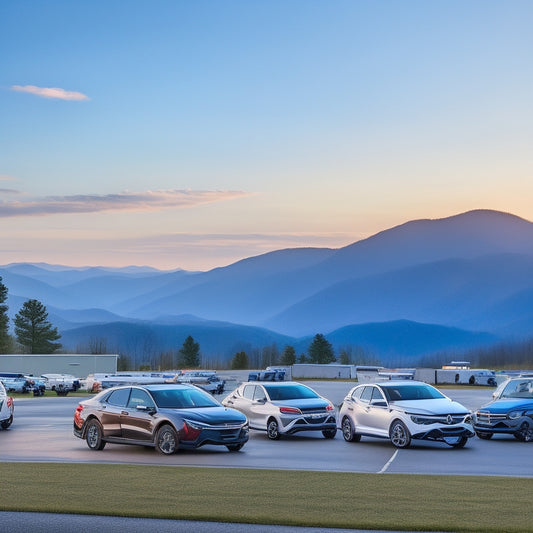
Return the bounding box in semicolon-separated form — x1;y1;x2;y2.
410;416;435;425
508;410;523;420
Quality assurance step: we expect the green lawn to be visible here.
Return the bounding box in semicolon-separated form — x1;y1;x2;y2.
1;463;531;531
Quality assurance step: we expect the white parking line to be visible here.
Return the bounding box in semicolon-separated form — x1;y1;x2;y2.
378;449;398;473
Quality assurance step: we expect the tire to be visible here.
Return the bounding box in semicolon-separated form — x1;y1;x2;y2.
226;443;244;452
445;435;468;448
514;422;533;442
267;418;281;440
389;420;411;448
155;424;179;454
85;419;106;450
476;431;493;440
1;415;13;430
322;429;337;439
341;417;361;442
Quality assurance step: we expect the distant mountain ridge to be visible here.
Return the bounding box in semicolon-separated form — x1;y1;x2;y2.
2;209;532;363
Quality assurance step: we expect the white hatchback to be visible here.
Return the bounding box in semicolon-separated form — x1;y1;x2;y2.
338;381;474;448
0;380;14;429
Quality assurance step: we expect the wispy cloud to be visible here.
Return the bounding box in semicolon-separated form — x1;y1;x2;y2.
0;189;251;217
0;175;16;181
11;85;89;101
0;189;20;194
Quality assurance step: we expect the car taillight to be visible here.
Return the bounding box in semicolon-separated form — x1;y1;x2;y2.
6;397;13;408
74;404;84;427
326;404;334;411
279;406;302;414
182;421;202;441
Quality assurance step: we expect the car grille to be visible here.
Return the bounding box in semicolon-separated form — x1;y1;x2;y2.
300;407;328;415
475;411;507;423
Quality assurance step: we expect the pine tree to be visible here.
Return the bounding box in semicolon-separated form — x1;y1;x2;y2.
308;333;335;364
0;277;10;353
280;345;296;366
231;351;249;370
179;335;200;367
14;299;62;354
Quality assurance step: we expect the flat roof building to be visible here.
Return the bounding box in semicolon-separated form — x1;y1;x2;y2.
0;354;118;378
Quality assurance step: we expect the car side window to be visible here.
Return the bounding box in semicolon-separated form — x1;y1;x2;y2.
106;388;131;407
371;388;386;402
243;385;255;400
253;386;267;402
351;387;364;400
360;386;373;404
127;388;155;409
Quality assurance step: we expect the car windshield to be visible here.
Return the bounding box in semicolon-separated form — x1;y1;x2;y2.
264;384;319;401
151;388;220;408
501;379;533;399
381;384;445;401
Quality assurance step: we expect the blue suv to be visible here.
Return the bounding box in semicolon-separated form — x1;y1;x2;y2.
473;377;533;442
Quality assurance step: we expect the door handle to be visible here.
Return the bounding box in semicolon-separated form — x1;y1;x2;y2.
121;411;129;416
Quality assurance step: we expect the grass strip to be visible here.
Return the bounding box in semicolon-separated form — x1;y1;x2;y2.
1;463;531;532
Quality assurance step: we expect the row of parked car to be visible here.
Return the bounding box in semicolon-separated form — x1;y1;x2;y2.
0;373;81;396
70;375;533;454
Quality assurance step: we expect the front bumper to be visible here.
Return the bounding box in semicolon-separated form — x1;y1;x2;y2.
411;424;475;442
179;425;249;449
279;413;337;435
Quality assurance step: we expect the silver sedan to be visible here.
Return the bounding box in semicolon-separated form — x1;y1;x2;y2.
222;381;337;440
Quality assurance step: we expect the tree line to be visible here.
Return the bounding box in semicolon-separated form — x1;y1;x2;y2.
0;276;61;354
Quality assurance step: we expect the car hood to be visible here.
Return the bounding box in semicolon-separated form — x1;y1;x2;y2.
478;399;533;413
391;398;469;415
271;398;329;410
159;406;247;425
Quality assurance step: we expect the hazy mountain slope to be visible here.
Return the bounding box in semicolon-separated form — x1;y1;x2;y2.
264;253;533;336
323;320;497;364
2;263;164;286
0;269;72;309
59;320;295;361
129;247;335;322
130;210;533;326
311;209;533;283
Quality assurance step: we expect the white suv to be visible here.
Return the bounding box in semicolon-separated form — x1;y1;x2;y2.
338;381;474;448
0;381;14;429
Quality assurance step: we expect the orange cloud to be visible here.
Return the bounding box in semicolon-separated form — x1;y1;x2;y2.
11;85;89;101
0;189;251;217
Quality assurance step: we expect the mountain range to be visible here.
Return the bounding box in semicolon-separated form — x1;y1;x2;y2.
2;209;532;364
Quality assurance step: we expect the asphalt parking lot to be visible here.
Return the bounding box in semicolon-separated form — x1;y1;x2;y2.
2;380;531;477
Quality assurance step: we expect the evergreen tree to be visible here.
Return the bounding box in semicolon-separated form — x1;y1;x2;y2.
308;333;335;364
231;351;249;370
178;335;200;367
14;299;62;354
0;276;10;353
280;345;296;366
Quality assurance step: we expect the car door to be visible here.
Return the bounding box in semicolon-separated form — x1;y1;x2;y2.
120;387;156;441
101;387;131;437
353;386;390;437
363;386;390;437
227;384;256;421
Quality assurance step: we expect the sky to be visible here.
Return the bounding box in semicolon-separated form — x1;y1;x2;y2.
2;0;533;271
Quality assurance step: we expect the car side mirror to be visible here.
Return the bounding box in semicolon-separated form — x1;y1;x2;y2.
371;400;387;407
254;398;266;404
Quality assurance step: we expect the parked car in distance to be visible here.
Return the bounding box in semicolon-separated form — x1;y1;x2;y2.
473;377;533;442
42;374;80;395
0;381;14;429
73;383;249;454
222;381;337;440
338;381;474;448
0;372;32;393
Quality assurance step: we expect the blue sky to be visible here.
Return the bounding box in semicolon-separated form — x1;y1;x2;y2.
2;1;533;270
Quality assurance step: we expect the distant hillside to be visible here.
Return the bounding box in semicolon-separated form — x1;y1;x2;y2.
2;209;532;363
